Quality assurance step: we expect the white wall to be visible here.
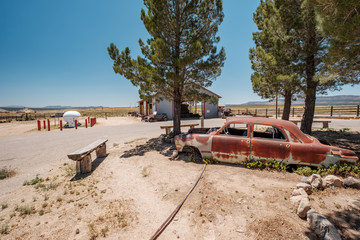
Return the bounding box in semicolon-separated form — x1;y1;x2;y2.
155;97;173;120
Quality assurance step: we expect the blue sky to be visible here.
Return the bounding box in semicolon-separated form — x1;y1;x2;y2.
0;0;359;107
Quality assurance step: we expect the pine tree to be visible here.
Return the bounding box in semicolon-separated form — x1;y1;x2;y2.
108;0;225;135
251;0;343;134
314;0;360;83
250;0;300;120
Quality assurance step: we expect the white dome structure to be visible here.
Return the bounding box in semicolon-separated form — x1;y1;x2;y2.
63;111;81;128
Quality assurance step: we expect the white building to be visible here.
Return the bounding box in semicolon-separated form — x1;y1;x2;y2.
138;87;221;120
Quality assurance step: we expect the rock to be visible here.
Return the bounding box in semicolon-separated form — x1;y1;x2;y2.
75;229;80;234
322;175;343;188
343;176;360;189
296;182;312;194
169;150;179;160
297;197;310;218
308;174;322;189
290;195;305;207
311;177;323;189
307;209;341;240
291;188;308;197
301;176;310;184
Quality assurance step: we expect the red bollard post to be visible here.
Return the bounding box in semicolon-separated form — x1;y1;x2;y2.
37;120;41;131
90;118;93;127
47;119;50;131
60;120;62;131
75;120;77;129
43;120;46;129
85;119;88;128
95;118;96;124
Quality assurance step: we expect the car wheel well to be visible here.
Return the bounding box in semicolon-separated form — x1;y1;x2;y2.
182;146;203;162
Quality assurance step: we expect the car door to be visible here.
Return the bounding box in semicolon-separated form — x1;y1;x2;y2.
211;123;251;163
250;124;291;162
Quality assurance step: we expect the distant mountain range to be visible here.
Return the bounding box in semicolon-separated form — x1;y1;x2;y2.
1;105;104;111
226;95;360;107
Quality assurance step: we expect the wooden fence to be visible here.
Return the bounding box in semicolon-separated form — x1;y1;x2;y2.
228;105;360;118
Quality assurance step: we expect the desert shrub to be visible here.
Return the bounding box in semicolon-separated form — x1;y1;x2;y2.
0;224;8;234
23;176;43;186
14;205;36;216
202;158;218;164
1;203;8;210
293;162;360;177
0;167;16;180
293;166;314;176
242;159;287;172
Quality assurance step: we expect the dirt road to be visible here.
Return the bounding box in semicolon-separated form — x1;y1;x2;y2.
0;117;224;196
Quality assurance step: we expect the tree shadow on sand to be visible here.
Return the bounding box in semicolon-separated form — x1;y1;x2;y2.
304;199;360;240
70;153;109;181
323;199;360;240
312;130;360;158
120;137;176;158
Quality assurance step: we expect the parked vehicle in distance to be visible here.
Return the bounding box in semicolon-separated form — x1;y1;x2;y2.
221;108;234;118
50;110;65;118
144;113;168;122
174;117;358;167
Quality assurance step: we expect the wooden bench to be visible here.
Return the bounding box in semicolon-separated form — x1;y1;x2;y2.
67;139;108;174
290;120;331;128
160;124;199;135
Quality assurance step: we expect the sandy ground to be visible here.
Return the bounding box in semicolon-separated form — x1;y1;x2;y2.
0;117;359;239
0;139;310;239
0;138;358;239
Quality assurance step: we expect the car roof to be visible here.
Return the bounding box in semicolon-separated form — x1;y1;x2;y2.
225;117;312;143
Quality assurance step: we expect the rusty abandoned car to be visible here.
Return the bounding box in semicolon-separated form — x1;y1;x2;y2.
175;117;358;167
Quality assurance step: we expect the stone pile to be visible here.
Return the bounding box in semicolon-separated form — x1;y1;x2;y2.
290;174;360;240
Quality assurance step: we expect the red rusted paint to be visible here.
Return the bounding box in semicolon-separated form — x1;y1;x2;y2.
289;143;327;164
195;135;211;144
251;138;290;160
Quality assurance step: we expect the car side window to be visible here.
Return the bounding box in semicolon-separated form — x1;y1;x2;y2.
253;124;287;140
220;123;248;137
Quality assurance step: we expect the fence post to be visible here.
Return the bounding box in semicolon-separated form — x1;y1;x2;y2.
255;109;257;116
85;119;88;128
266;108;268;118
60;120;62;131
330;106;333;117
292;107;295;117
47;119;50;131
357;105;359;117
37;120;41;131
75;120;77;129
